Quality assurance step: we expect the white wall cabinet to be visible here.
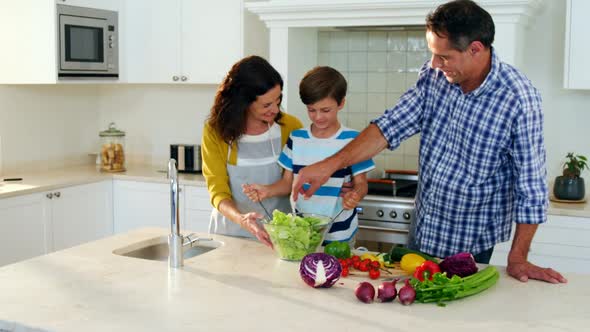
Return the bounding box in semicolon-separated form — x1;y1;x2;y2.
113;180;186;233
45;181;114;251
490;215;590;274
0;1;123;84
123;0;243;84
0;194;47;266
184;186;212;233
54;0;121;11
564;0;590;89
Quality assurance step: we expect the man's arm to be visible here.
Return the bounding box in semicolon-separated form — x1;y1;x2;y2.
293;124;388;201
506;223;567;283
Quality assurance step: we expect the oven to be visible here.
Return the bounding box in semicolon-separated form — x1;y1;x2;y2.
356;171;417;252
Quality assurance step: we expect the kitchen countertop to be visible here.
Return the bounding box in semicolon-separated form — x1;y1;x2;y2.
0;164;206;199
1;165;589;218
0;227;586;332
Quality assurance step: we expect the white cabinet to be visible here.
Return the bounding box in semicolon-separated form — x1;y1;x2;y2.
123;0;243;84
46;181;114;251
490;215;590;274
564;0;590;89
0;194;47;266
113;180;185;234
184;186;212;233
0;1;123;84
54;0;121;11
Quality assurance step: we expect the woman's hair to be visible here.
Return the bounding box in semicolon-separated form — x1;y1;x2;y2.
208;55;284;144
299;66;347;106
426;0;495;51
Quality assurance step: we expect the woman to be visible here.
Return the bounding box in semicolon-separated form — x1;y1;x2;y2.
201;56;303;247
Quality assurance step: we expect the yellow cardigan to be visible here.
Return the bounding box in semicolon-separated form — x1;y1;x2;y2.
201;113;303;209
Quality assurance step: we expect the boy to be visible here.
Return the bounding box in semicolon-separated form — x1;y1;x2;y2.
243;66;375;245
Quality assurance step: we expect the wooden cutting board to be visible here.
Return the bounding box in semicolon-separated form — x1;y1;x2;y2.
347;262;410;280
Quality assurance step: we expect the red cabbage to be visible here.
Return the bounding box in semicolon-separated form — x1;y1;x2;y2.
439;252;478;278
299;253;342;288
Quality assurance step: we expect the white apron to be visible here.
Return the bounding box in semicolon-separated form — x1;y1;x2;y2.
208;125;292;238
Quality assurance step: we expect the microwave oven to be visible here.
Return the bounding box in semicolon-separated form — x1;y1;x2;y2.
56;5;118;79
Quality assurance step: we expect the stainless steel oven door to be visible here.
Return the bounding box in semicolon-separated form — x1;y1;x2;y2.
59;14;109;71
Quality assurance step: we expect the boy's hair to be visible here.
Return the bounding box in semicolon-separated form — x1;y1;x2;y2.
299;66;347;105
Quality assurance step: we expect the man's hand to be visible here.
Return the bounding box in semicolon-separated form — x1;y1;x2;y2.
506;260;567;284
239;212;273;248
506;223;567;284
292;160;336;201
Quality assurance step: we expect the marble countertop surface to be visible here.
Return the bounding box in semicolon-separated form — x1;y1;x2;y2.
1;165;589;218
0;164;206;199
0;227;586;332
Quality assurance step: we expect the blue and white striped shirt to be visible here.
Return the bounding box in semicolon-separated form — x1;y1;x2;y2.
278;126;375;243
373;49;547;258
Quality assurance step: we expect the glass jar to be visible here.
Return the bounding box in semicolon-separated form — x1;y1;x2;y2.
99;122;126;172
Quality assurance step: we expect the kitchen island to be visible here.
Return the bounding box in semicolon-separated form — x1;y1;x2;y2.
0;228;586;332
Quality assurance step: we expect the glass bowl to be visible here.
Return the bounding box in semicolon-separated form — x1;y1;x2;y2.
261;213;333;261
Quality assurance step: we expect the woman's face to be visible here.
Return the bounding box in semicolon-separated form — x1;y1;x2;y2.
247;84;282;124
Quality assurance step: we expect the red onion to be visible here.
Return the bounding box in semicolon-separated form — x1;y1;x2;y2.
398;279;416;305
355;282;375;303
377;279;399;302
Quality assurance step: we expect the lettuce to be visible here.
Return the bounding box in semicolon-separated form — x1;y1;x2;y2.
266;210;326;260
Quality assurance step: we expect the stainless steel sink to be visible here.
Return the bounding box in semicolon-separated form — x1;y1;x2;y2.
113;236;222;262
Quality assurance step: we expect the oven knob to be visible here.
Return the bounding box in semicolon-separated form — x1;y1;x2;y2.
376;210;384;217
389;211;397;219
403;212;411;220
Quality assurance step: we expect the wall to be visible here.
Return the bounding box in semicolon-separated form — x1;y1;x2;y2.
95;84;217;167
521;0;590;180
0;85;99;175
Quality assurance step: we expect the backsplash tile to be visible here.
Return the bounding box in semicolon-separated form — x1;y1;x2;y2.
318;28;430;175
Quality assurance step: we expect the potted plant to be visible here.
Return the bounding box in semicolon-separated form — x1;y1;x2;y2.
553;152;588;200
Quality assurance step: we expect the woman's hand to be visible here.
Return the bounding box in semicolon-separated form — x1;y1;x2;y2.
342;190;361;210
242;183;270;202
239;212;273;248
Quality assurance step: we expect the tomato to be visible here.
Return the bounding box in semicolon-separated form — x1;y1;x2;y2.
370;260;380;269
351;255;361;263
368;268;380;279
358;261;369;272
352;261;361;269
345;258;352;267
362;258;372;265
341;267;349;277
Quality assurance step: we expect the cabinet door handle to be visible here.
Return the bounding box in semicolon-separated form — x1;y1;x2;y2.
172;76;179;81
181;76;188;82
46;193;53;199
54;192;61;198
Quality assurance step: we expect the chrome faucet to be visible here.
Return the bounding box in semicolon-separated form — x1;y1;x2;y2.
167;159;210;268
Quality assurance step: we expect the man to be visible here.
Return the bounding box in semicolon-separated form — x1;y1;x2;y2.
293;0;567;284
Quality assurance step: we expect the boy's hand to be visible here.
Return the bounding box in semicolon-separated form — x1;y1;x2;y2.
342;190;361;210
242;183;269;202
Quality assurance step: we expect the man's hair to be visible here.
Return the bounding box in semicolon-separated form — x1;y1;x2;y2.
426;0;495;51
299;66;347;105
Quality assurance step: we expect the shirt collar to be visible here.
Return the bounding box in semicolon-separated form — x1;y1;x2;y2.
451;47;500;97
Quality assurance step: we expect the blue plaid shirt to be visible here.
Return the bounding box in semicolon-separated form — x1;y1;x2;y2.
373;49;547;258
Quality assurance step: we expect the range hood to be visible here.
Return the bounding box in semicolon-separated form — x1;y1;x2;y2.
246;0;541;105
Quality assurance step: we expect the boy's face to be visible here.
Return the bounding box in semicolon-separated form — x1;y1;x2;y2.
306;97;344;131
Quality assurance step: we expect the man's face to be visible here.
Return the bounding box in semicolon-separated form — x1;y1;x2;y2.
426;30;474;85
